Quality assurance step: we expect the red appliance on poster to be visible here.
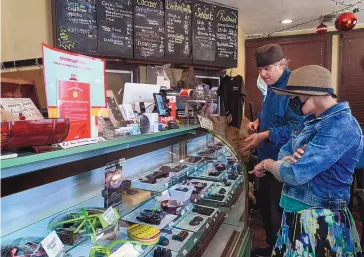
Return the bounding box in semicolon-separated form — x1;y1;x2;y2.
58;75;91;141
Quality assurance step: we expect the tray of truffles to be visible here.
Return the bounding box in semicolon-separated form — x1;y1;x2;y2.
178;179;215;200
174;213;209;232
132;164;191;192
179;156;205;165
191;205;219;219
203;186;231;203
188;162;228;181
121;199;177;229
146;247;178;257
154;228;193;252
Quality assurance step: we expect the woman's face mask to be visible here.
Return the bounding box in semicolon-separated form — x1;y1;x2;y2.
289;96;308;116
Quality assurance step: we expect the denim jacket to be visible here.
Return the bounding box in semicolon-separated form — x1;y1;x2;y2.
257;68;304;161
278;102;364;210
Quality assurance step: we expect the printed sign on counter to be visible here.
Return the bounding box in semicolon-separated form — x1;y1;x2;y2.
43;43;107;141
58;80;91;141
43;43;107;119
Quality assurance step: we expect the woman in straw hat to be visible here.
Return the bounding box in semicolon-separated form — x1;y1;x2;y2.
249;65;363;256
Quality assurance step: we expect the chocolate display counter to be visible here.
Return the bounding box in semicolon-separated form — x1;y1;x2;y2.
1;127;252;257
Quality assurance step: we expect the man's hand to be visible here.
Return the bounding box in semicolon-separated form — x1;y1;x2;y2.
249;161;265;177
247;119;259;134
240;131;269;154
289;144;307;163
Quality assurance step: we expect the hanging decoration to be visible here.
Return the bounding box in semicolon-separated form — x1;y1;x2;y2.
330;0;363;12
335;12;358;31
246;0;363;39
316;23;328;35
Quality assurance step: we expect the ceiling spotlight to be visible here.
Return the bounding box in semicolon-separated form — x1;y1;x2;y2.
281;19;293;24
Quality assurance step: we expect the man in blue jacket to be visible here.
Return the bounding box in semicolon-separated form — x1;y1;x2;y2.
241;44;303;257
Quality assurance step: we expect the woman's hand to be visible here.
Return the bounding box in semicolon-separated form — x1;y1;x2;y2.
249;160;266;177
289;144;307;163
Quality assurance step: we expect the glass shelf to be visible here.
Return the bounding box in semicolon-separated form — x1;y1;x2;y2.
1;127;251;257
1;193;151;245
1;125;200;178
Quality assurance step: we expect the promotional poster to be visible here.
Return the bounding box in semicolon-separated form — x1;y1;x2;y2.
103;158;125;208
42;43;107;141
58;80;91;141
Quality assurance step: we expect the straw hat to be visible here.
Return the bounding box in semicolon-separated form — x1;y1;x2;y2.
272;65;337;98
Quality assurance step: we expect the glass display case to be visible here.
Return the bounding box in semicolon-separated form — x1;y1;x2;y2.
1;126;252;257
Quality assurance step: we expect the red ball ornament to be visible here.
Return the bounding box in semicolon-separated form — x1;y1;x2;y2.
316;23;328;36
335;12;357;32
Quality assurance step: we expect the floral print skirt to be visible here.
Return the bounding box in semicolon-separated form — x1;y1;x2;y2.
272;208;362;257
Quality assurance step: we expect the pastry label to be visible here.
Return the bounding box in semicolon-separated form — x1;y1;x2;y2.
41;231;66;257
102;207;119;225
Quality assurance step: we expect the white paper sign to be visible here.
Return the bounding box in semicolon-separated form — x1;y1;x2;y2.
102;207;118;225
58;137;99;149
41;231;65;257
197;115;214;131
1;98;43;120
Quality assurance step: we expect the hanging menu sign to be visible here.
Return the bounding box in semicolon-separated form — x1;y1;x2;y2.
192;0;216;64
54;0;97;54
165;0;192;62
216;7;238;67
97;0;133;57
134;0;165;60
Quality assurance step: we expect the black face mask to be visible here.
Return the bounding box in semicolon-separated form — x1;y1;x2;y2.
289;96;308;116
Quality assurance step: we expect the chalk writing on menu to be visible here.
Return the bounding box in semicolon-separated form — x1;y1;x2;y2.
192;1;216;63
165;0;192;62
216;7;238;67
56;0;97;53
134;0;165;59
97;0;133;57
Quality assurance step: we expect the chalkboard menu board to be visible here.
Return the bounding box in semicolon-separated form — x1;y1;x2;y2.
54;0;97;54
165;0;192;62
134;0;165;60
192;1;216;64
97;0;133;57
215;7;238;67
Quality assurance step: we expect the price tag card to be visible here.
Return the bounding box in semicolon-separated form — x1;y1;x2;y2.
181;210;186;216
197;115;214;131
194;238;198;243
101;207;120;226
205;223;210;229
183;249;188;256
41;231;65;257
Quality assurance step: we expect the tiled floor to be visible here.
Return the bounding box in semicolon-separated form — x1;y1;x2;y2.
250;207;363;250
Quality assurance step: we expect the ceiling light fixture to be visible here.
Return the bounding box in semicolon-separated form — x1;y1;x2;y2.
281;19;293;24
